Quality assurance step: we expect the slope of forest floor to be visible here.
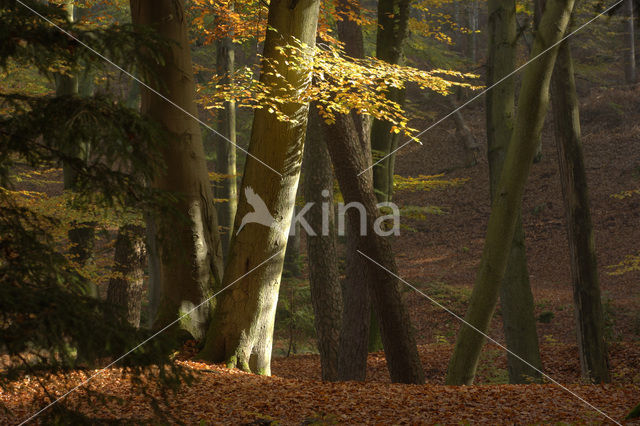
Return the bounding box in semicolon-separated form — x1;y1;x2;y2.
2;84;640;424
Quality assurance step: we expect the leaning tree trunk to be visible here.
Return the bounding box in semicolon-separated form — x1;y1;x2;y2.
215;8;238;257
370;0;410;203
446;0;575;385
199;0;321;375
304;106;342;382
486;0;542;384
130;0;224;340
106;225;146;327
368;0;411;350
322;113;424;384
335;0;380;368
551;38;610;383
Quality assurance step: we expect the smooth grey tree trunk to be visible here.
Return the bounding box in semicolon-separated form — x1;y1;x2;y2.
446;0;575;385
130;0;224;340
551;38;610;383
486;0;543;384
304;106;342;381
200;0;321;375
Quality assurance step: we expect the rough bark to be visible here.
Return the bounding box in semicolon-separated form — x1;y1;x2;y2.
304;106;342;381
551;38;610;383
322;113;424;384
130;0;224;340
215;9;238;256
371;0;410;203
106;225;146;327
486;0;542;384
446;0;575;385
335;0;381;362
200;0;321;375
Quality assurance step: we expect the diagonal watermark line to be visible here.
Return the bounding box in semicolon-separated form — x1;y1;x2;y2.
18;249;283;425
356;250;622;425
358;0;624;177
15;0;282;178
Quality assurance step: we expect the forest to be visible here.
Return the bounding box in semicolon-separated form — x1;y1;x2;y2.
1;0;639;423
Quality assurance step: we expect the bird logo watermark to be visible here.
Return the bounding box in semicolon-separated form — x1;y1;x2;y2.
236;186;400;236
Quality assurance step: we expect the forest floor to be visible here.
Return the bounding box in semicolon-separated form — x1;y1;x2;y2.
2;84;640;424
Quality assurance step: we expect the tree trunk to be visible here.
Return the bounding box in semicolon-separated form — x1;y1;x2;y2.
199;0;321;375
106;225;146;327
322;113;424;384
486;0;542;384
130;0;224;340
304;106;342;382
551;38;610;383
145;214;161;328
624;0;636;83
448;96;480;168
371;0;410;204
335;0;380;364
469;0;480;63
446;0;575;385
215;9;238;257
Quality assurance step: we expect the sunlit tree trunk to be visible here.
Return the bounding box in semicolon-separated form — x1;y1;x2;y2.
486;0;542;384
200;0;321;375
322;113;424;384
551;38;610;383
304;106;342;381
130;0;224;340
215;7;238;256
446;0;575;385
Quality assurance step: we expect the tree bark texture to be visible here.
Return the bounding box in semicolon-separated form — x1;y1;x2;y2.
551;38;610;383
130;0;224;340
107;225;146;327
304;106;342;382
200;0;321;375
322;113;424;384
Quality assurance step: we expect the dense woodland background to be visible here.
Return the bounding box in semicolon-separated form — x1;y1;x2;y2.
1;0;640;423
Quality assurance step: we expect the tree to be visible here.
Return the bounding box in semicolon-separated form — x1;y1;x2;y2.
370;0;411;204
334;0;378;378
486;0;542;383
130;0;224;340
107;224;146;327
0;1;187;420
304;105;342;382
446;0;575;385
321;112;425;384
550;36;610;383
214;4;238;256
200;0;321;375
623;0;636;83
